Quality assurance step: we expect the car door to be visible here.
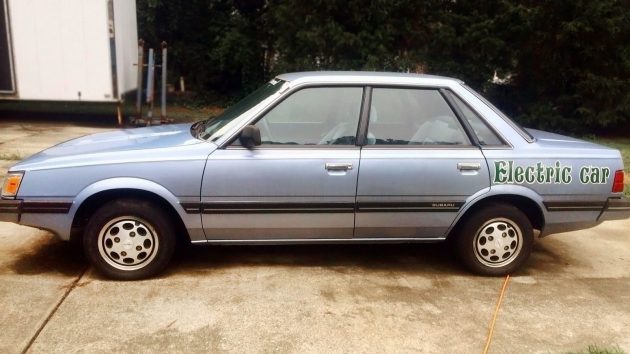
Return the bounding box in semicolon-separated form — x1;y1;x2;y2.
355;87;491;239
201;86;364;240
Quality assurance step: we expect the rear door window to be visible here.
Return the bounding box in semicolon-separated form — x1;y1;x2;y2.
367;88;470;146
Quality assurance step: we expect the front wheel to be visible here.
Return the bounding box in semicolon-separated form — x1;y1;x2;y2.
83;199;176;280
455;203;533;276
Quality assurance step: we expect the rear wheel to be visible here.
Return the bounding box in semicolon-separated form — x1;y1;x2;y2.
455;203;533;276
83;199;175;280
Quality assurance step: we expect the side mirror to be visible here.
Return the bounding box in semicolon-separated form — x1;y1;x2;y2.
239;125;261;149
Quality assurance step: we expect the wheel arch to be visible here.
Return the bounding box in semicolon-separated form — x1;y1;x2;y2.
69;178;193;245
447;188;546;239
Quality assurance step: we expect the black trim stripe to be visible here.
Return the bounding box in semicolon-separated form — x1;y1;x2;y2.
202;208;355;214
180;203;202;214
21;202;72;214
0;199;21;214
544;201;605;212
181;201;464;214
357;201;464;213
182;202;355;214
604;197;630;211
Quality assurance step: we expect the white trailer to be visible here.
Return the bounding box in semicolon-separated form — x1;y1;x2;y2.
0;0;138;103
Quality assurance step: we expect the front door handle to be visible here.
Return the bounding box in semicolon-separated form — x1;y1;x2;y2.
325;163;353;171
457;162;481;171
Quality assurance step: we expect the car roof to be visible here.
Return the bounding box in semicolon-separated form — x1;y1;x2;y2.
275;71;464;86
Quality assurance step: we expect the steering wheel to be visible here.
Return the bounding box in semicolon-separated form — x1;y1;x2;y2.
319;122;350;145
422;136;437;145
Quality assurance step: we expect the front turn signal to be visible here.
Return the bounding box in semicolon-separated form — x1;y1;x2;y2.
612;170;625;193
1;172;24;198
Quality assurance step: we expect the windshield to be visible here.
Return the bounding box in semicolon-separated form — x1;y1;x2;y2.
193;79;285;141
462;84;535;142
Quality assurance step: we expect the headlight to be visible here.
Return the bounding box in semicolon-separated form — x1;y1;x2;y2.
1;172;24;198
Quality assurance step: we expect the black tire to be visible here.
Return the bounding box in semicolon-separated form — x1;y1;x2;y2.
455;202;533;276
83;199;176;280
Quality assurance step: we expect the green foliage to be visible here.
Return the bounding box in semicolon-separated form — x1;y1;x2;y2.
268;0;431;73
137;0;267;94
499;1;630;133
423;0;517;88
136;0;630;133
565;345;626;354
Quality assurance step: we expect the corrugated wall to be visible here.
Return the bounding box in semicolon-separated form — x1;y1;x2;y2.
6;0;137;102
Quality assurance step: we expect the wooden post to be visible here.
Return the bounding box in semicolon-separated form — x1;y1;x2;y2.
135;39;144;122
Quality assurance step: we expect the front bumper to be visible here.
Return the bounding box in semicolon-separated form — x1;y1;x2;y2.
0;199;21;223
598;196;630;221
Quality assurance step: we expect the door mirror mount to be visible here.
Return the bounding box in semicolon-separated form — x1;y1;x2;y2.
239;125;262;149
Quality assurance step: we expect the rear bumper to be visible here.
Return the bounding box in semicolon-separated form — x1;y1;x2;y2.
598;196;630;221
0;199;21;223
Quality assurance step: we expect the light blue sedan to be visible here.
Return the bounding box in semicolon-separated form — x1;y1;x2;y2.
1;72;629;279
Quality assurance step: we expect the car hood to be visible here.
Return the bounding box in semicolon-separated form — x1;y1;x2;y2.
12;123;210;171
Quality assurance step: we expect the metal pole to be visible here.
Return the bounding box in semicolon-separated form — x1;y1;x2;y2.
135;39;144;121
146;48;155;125
160;41;167;121
116;103;123;126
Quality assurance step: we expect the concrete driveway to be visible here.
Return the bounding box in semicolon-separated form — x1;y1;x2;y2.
1;119;629;353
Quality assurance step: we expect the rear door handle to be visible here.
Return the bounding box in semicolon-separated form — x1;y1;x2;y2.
457;162;481;171
325;163;353;171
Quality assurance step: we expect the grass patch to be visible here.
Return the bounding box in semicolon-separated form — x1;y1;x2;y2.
0;152;23;161
589;137;630;197
166;104;224;123
565;345;625;354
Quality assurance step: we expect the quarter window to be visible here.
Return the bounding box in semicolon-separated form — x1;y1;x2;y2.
449;93;503;146
253;87;363;145
367;88;469;145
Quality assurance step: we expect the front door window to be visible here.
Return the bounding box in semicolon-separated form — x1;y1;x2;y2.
253;87;363;146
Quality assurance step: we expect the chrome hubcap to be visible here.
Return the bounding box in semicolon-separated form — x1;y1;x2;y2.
473;218;522;268
97;216;159;271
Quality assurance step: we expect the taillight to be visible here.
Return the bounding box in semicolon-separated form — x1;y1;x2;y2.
612;170;625;193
